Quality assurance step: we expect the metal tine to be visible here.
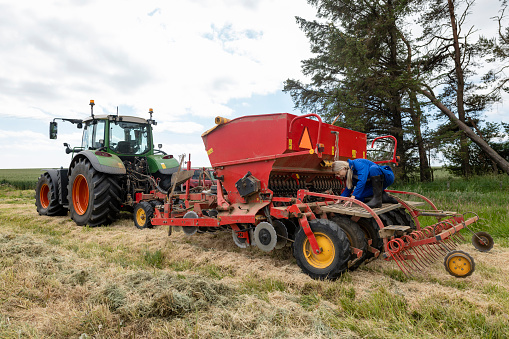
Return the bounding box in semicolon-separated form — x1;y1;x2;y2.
386;239;412;276
398;248;419;272
408;232;434;265
412;231;440;262
425;242;443;259
396;252;415;273
444;237;458;249
409;245;431;268
406;249;425;271
402;236;427;270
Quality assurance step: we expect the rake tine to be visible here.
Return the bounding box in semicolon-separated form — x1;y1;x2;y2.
397;252;415;273
412;245;433;267
424;242;441;259
407;249;425;271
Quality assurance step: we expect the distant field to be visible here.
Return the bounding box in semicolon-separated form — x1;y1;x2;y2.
0;168;44;190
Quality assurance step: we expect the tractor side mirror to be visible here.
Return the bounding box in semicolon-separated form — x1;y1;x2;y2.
49;122;58;139
63;143;72;154
158;144;162;149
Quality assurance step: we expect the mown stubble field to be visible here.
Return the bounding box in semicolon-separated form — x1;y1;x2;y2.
0;184;508;338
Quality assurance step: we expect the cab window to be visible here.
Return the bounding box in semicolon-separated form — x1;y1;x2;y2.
81;120;105;150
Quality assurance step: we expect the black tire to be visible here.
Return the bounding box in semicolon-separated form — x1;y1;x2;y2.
331;215;368;271
35;173;67;216
134;201;154;229
67;158;121;227
356;218;383;260
153;172;172;191
393;208;416;230
387;210;406;227
293;219;350;280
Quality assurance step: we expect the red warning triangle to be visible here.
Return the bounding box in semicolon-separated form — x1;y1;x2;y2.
299;127;313;149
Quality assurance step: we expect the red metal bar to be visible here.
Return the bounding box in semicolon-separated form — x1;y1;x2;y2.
385;190;439;211
370;135;398;165
296;189;386;231
288;113;323;149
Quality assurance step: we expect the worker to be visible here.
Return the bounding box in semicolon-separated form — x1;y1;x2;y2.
332;159;398;208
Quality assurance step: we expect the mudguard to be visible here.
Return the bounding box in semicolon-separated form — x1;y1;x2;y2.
146;155;180;175
70;150;126;175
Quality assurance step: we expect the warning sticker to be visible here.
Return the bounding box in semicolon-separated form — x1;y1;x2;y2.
207;148;214;155
299;127;313;150
161;163;166;169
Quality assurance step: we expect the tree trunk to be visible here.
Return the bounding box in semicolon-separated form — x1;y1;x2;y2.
448;0;471;176
419;89;509;174
409;91;432;181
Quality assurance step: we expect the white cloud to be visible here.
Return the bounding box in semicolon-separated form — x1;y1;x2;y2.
0;0;313;124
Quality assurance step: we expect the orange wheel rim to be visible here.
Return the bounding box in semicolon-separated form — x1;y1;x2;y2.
72;174;89;216
40;184;50;209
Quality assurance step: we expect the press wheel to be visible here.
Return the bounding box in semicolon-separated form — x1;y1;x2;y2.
472;232;494;252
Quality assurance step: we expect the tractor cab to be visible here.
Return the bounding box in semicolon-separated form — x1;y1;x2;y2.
81;116;153;156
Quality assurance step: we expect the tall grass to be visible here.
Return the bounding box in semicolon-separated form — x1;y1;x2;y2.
392;174;509;239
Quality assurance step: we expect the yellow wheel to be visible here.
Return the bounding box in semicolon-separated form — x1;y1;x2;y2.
293;219;351;280
303;232;335;269
133;202;154;229
444;250;475;278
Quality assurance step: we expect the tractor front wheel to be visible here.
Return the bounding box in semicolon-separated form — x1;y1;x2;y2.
68;158;121;227
293;219;350;280
35;173;66;216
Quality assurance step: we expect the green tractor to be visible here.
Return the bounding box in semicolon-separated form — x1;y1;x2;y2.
35;100;180;227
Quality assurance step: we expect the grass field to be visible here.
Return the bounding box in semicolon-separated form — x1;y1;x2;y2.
0;171;508;338
0;168;43;190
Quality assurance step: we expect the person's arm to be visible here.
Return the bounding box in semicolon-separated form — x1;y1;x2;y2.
340;187;352;197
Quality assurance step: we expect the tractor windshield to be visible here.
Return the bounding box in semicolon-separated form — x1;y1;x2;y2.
109;121;150;155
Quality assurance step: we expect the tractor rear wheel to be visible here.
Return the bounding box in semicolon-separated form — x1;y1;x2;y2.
68;158;121;227
293;219;350;280
331;215;368;271
35;173;66;216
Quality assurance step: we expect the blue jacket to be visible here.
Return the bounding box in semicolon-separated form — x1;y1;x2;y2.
340;159;394;201
340;159;376;200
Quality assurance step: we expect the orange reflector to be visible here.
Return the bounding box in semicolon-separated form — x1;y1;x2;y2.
299;127;313;150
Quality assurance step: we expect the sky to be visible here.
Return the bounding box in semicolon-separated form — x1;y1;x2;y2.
0;0;507;169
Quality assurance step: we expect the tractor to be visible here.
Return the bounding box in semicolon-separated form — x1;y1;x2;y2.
35;100;182;227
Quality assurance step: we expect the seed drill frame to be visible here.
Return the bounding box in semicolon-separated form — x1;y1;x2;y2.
134;113;493;279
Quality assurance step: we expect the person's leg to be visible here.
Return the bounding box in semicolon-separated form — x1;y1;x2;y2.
380;166;398;204
366;165;383;208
